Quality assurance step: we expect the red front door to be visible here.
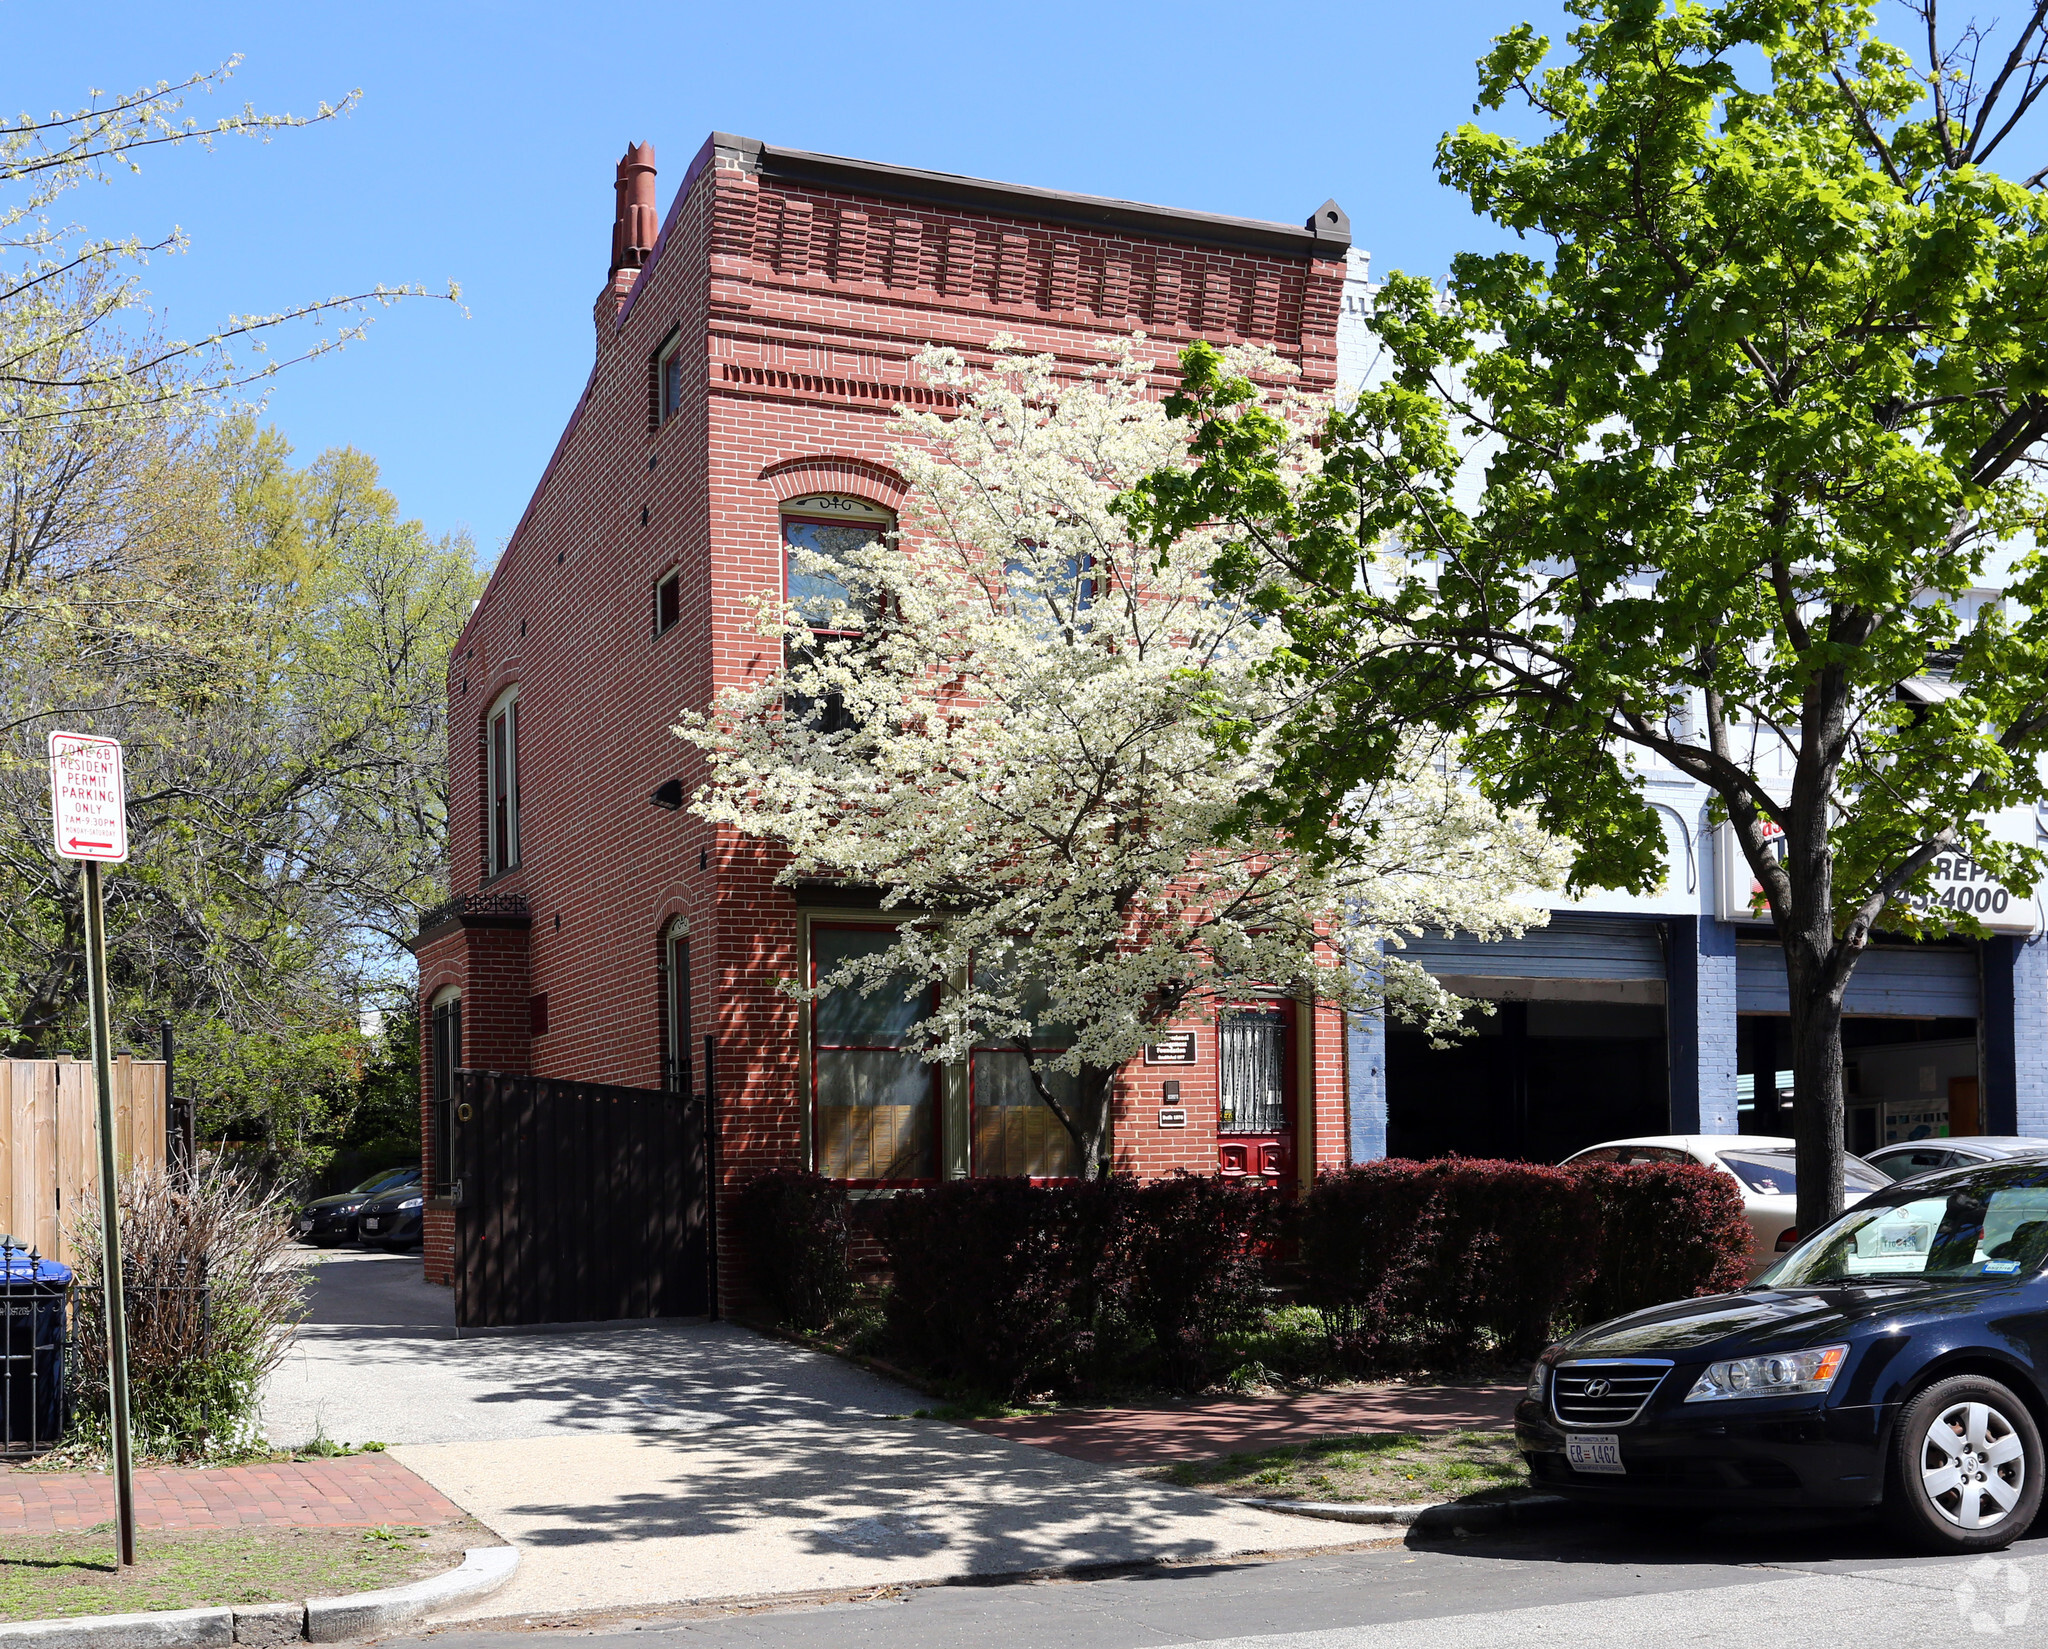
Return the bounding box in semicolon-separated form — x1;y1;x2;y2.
1217;1001;1294;1184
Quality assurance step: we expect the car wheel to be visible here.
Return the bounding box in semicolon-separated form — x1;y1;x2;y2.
1884;1374;2044;1553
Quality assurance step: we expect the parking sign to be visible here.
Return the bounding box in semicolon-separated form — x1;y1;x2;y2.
49;732;128;863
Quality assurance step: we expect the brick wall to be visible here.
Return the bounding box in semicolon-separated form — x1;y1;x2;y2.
423;134;1350;1306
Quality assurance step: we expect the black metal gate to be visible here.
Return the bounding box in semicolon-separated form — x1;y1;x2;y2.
450;1069;710;1329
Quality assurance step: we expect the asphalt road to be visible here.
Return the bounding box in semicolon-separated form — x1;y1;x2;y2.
388;1509;2048;1648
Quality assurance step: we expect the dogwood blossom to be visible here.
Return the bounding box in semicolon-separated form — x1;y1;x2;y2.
679;341;1564;1173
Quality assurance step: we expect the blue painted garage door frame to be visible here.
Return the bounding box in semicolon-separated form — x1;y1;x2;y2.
1735;943;1979;1017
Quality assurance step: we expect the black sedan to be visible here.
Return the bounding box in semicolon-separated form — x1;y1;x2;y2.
294;1167;420;1246
356;1180;426;1249
1518;1157;2048;1552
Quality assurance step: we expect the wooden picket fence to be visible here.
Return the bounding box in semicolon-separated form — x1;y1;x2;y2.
0;1057;167;1265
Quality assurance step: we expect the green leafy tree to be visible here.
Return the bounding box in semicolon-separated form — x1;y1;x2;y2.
1128;0;2048;1234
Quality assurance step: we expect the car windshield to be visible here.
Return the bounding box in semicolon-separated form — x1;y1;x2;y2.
1762;1167;2048;1284
353;1168;414;1194
1717;1151;1888;1197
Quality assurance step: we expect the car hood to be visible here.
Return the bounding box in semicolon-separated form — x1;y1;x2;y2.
359;1190;421;1212
1562;1279;2009;1360
303;1191;367;1214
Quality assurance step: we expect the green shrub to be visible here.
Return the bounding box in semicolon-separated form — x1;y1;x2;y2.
733;1171;856;1332
68;1163;306;1460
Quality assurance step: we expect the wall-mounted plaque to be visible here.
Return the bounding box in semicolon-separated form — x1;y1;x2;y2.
1144;1032;1197;1065
1157;1107;1188;1130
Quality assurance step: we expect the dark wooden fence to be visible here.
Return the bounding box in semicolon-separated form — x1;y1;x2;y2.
450;1069;710;1329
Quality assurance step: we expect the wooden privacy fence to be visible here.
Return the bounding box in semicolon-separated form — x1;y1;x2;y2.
0;1057;167;1265
451;1069;709;1330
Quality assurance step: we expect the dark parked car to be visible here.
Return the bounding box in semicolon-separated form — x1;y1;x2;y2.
356;1180;427;1250
1865;1137;2048;1183
294;1167;420;1247
1518;1158;2048;1552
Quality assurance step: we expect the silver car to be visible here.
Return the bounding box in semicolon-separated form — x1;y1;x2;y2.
1560;1134;1892;1276
1864;1136;2048;1183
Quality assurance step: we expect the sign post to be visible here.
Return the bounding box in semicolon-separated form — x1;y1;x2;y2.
48;731;136;1568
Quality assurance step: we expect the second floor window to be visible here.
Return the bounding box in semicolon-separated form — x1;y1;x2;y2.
656;331;684;425
654;568;681;637
488;688;521;875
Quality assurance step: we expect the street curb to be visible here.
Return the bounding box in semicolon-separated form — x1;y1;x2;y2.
0;1606;232;1648
304;1546;520;1643
1240;1493;1576;1532
0;1546;519;1649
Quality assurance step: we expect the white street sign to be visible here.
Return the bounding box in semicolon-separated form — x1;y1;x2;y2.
49;732;128;863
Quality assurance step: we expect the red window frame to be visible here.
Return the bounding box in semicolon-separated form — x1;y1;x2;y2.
809;921;941;1188
966;1006;1081;1184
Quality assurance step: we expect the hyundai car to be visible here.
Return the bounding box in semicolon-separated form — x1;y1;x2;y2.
1518;1157;2048;1552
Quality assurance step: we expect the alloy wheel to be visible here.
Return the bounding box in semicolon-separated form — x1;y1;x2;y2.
1919;1400;2026;1529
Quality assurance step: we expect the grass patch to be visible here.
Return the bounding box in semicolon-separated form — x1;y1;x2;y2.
1162;1429;1529;1506
0;1518;486;1622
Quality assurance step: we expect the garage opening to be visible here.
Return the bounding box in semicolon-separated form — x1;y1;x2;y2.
1387;998;1668;1162
1734;938;1980;1154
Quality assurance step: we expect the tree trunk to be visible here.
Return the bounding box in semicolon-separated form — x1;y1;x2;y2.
1782;932;1849;1242
1077;1065;1114;1180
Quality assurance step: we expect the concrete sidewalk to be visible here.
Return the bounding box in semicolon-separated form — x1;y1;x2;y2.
396;1419;1363;1623
260;1255;1389;1622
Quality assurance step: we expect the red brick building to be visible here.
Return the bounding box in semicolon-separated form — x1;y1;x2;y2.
411;132;1355;1295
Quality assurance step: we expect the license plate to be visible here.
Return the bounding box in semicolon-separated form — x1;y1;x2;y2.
298;1218;313;1232
362;1219;380;1231
1566;1433;1625;1474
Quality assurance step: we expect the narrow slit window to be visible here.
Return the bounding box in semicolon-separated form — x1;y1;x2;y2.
488;688;521;875
654;568;681;637
657;331;685;425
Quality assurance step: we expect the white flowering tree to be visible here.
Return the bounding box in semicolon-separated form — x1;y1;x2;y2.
680;343;1565;1177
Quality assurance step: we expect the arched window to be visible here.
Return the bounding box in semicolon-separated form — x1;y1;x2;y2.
429;987;462;1194
662;918;690;1094
487;687;521;876
781;494;893;736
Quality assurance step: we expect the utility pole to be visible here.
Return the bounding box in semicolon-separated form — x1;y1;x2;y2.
49;732;137;1566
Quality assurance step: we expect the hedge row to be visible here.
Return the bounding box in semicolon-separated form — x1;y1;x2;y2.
736;1159;1753;1398
1298;1158;1753;1368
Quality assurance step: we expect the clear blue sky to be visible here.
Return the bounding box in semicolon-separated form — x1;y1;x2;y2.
1;1;1623;553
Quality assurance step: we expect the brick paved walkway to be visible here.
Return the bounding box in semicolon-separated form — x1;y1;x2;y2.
965;1383;1522;1464
0;1451;464;1533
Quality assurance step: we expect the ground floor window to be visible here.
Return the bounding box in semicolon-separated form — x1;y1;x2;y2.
972;1051;1079;1178
811;925;937;1184
429;988;462;1194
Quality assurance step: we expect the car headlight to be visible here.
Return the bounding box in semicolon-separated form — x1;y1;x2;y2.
1527;1344;1561;1402
1685;1344;1848;1403
397;1198;423;1211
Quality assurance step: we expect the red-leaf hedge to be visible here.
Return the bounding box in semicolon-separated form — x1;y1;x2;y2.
737;1159;1754;1395
1297;1158;1753;1370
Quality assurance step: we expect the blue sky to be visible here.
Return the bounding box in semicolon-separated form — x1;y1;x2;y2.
7;0;1584;553
102;0;2048;560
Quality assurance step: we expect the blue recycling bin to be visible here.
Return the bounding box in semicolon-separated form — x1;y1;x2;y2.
0;1244;71;1453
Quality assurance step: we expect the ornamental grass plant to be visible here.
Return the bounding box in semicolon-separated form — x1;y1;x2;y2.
68;1162;306;1461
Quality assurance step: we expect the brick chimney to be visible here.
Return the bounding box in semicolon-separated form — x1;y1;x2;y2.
595;142;657;352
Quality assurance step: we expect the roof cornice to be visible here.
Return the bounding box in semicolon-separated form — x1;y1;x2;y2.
709;132;1350;262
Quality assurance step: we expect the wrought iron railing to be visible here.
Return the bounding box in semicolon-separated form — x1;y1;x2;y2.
416;890;531;936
